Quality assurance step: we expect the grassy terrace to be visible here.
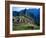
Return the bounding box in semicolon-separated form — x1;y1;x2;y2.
13;16;40;31
13;22;40;31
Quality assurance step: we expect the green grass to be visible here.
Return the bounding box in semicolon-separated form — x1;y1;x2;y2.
13;23;40;31
13;16;40;31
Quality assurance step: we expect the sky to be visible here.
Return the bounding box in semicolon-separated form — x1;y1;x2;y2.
12;7;25;12
12;7;39;12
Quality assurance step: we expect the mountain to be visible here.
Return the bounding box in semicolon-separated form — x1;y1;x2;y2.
13;11;19;16
13;8;40;25
25;8;40;25
13;8;40;16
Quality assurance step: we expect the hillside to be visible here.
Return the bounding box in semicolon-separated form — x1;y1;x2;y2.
13;8;40;30
13;8;40;26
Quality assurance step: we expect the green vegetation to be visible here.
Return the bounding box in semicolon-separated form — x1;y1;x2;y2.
13;23;40;31
13;16;40;31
